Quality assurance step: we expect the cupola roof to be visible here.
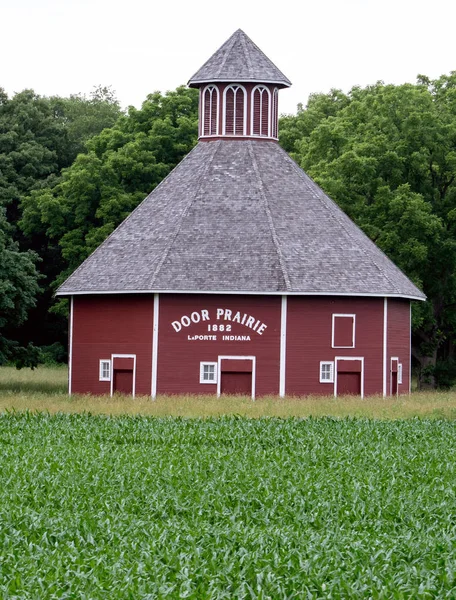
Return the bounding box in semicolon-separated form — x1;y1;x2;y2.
188;29;291;88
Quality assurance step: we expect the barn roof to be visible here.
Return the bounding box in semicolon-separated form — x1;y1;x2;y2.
188;29;291;88
57;140;425;300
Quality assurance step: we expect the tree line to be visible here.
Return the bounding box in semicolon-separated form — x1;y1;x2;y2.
1;74;455;387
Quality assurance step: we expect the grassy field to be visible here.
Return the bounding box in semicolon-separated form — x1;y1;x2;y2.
0;412;455;597
1;365;456;419
1;366;456;596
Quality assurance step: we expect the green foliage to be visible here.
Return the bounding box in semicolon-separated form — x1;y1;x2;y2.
38;342;67;365
0;208;40;367
0;86;121;360
21;86;199;282
0;414;455;596
280;74;456;385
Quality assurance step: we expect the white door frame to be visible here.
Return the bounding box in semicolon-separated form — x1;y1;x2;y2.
390;356;399;396
217;355;256;400
334;356;364;399
110;353;137;397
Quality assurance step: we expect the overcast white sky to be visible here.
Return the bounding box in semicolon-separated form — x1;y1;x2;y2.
2;0;455;115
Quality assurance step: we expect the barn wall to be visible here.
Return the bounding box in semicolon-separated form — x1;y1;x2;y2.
286;296;384;396
70;293;412;397
157;294;281;396
71;296;153;395
387;299;411;394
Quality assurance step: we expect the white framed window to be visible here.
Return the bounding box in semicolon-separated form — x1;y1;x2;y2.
251;85;271;137
202;84;219;136
332;314;356;348
398;363;403;385
99;359;111;381
223;84;246;136
200;362;217;384
320;361;334;383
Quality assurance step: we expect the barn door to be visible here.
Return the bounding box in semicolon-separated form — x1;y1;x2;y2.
111;355;136;397
218;357;255;398
221;372;252;395
113;369;133;395
391;358;398;396
335;358;364;398
337;372;361;395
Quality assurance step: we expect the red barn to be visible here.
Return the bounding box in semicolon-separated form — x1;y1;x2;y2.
57;30;425;399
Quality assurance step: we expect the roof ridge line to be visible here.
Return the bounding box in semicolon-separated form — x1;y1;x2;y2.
286;153;402;294
248;142;292;291
147;141;222;288
215;32;238;79
239;30;254;77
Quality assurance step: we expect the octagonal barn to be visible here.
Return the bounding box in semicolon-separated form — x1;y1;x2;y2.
57;30;425;398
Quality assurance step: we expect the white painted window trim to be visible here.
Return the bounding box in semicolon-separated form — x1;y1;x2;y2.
217;355;256;400
99;359;111;382
200;361;218;384
110;354;137;398
201;84;220;136
222;84;247;136
250;85;272;137
319;361;334;383
272;88;279;139
332;313;356;348
398;363;403;385
334;357;364;399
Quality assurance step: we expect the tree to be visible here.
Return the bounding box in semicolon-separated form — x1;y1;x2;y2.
20;85;199;313
0;207;40;367
0;86;122;358
279;75;456;387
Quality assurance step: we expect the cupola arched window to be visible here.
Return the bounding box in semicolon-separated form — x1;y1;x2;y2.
223;85;246;135
272;88;279;139
202;85;219;136
251;86;271;137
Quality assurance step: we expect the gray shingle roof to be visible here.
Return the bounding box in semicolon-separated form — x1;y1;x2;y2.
57;140;425;300
188;29;291;88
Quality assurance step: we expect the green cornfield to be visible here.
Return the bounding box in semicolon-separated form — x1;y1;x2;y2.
0;412;455;598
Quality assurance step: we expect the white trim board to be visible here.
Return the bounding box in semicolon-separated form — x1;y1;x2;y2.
68;296;74;395
189;78;291;87
57;289;426;301
279;296;287;397
383;297;388;398
151;294;159;399
217;355;256;400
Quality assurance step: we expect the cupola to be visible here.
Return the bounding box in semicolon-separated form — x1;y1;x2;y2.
188;29;291;141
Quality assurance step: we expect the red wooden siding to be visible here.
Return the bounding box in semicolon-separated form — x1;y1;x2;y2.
71;296;153;395
157;295;281;396
387;299;411;394
70;293;411;398
286;297;384;396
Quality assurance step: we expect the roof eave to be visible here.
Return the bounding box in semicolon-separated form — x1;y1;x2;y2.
188;78;291;89
56;289;426;301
